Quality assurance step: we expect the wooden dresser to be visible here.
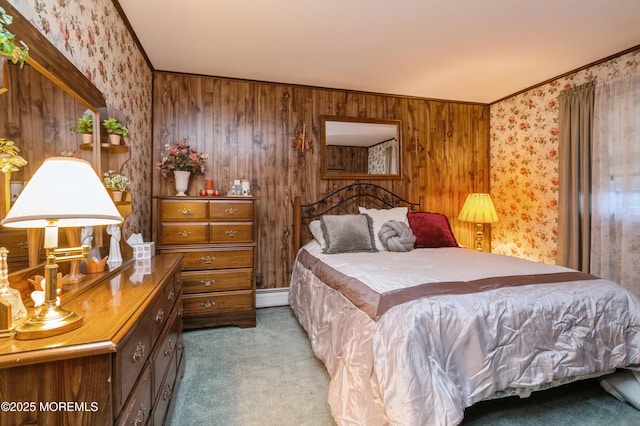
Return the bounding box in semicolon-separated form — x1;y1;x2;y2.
154;196;257;329
0;254;184;426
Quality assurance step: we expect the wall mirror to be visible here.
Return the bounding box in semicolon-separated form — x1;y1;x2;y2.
0;1;108;268
321;115;402;180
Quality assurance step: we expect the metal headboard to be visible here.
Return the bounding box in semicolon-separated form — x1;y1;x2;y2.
293;183;423;254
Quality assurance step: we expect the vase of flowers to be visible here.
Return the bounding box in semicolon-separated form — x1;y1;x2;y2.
103;170;130;202
156;140;208;196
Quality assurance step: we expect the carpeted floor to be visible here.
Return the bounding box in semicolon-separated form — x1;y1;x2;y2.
168;307;640;425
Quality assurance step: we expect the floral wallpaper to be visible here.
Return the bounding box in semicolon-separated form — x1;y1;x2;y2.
9;0;154;240
490;49;640;264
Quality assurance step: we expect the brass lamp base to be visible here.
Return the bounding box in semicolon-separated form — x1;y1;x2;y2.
15;304;83;340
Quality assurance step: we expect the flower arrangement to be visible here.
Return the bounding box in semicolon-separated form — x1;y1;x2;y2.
156;140;208;178
103;170;130;192
0;137;27;173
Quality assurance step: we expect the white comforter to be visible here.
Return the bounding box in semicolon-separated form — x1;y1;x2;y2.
289;242;640;425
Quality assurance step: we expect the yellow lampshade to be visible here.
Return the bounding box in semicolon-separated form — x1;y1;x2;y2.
458;193;499;224
1;157;123;229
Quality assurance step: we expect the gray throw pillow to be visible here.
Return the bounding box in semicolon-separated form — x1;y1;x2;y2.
320;214;378;254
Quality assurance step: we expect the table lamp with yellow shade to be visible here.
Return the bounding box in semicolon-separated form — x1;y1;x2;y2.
1;157;123;339
458;193;499;252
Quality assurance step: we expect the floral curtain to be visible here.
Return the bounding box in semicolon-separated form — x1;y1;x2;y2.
591;72;640;294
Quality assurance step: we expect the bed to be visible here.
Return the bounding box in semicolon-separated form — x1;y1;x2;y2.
288;184;640;425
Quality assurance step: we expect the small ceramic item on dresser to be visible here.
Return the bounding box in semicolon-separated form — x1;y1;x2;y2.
199;188;207;196
228;179;243;196
241;178;250;196
212;189;221;196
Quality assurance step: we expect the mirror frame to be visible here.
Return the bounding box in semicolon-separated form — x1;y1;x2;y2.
321;115;402;180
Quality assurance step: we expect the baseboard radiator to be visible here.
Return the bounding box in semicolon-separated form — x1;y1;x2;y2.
256;288;290;308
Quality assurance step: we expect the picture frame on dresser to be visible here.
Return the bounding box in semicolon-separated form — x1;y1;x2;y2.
154;196;258;329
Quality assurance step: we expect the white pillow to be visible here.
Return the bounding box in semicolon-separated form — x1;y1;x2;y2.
308;220;326;248
358;206;408;251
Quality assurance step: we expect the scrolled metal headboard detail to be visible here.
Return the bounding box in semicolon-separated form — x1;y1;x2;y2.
293;184;423;254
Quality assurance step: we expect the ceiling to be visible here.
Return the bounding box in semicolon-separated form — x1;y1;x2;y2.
118;0;640;104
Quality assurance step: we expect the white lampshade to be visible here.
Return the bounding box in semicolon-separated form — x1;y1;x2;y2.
1;157;123;229
458;193;499;224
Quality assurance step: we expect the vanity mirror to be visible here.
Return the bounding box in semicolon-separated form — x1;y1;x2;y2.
0;1;110;269
321;115;402;180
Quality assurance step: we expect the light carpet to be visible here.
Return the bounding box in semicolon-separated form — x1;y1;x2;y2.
168;307;640;425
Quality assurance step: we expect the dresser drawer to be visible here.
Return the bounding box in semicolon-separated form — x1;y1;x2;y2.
209;222;253;243
114;311;153;414
153;348;178;426
179;248;254;270
209;200;254;221
183;291;254;316
152;310;179;398
160;199;208;221
0;228;30;257
182;269;253;293
115;362;152;426
159;223;208;244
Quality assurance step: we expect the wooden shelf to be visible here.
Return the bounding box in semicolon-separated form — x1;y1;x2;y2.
116;201;132;218
79;143;129;154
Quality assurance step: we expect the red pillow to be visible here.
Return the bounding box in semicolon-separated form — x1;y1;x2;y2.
407;212;458;248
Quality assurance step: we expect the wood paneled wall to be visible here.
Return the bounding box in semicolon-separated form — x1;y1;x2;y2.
152;72;490;289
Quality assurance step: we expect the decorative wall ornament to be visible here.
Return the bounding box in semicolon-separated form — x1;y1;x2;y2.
292;123;313;153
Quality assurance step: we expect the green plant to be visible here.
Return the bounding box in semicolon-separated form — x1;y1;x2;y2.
70;115;93;134
0;7;28;67
0;137;27;173
103;170;130;192
102;117;130;137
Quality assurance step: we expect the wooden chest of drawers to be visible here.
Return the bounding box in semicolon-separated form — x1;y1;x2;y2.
155;196;257;329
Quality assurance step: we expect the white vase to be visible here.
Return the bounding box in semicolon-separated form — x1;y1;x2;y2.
174;170;191;196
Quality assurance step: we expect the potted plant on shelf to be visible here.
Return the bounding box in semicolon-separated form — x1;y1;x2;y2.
0;137;27;173
156;139;208;196
102;117;129;146
70;115;94;145
1;7;29;67
0;137;27;214
103;170;130;202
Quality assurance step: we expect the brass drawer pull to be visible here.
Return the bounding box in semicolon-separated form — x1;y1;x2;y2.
17;241;28;249
155;308;164;323
178;230;191;238
132;342;145;363
167;290;175;301
164;341;174;357
225;207;237;215
201;279;216;287
225;229;238;237
178;308;184;317
162;383;173;401
178;207;192;216
134;406;145;426
200;255;215;264
201;299;215;308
